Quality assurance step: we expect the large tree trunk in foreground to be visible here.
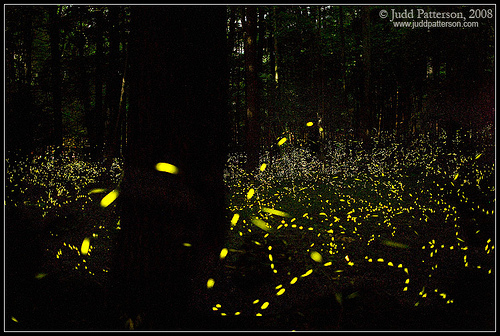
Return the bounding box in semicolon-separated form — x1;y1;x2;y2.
114;6;229;330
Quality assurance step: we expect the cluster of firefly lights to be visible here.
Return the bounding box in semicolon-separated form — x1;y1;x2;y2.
20;121;493;325
96;125;492;318
210;126;493;317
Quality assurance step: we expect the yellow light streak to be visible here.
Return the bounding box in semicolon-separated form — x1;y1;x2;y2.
155;162;179;174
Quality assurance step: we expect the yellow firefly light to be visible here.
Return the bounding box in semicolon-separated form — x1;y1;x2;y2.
81;238;91;255
231;213;240;225
251;218;271;232
247;188;255;200
219;248;229;260
89;188;107;194
310;251;323;263
100;189;119;207
278;138;287;146
262;207;291;217
155;162;179;174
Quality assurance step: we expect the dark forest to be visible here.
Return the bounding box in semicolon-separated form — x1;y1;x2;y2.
4;5;496;331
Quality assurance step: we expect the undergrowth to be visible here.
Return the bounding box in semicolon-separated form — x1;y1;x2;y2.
5;128;495;330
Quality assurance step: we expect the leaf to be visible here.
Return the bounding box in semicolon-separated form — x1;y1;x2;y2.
347;291;360;299
35;273;47;279
335;292;343;305
381;240;409;249
125;318;134;330
278;137;287;146
207;278;215;289
306;122;314;127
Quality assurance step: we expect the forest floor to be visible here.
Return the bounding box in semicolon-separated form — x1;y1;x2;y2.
5;139;496;331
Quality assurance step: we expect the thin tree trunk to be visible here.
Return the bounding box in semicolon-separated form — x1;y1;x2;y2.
227;6;239;147
271;6;283;148
77;18;92;149
23;7;33;87
103;5;123;167
6;26;16;87
92;7;105;159
315;6;325;162
339;6;348;115
360;6;372;151
104;49;128;169
48;6;63;152
243;6;260;174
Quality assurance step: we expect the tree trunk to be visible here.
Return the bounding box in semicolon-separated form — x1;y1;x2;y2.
359;6;372;151
227;6;239;148
314;6;325;162
243;6;260;174
76;13;92;151
91;7;105;160
268;6;282;150
23;7;33;87
103;5;123;167
114;6;229;330
339;6;348;116
6;25;16;87
48;5;63;152
272;7;280;86
257;7;265;77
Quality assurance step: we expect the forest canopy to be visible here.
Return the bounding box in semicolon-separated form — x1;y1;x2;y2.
5;5;495;160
